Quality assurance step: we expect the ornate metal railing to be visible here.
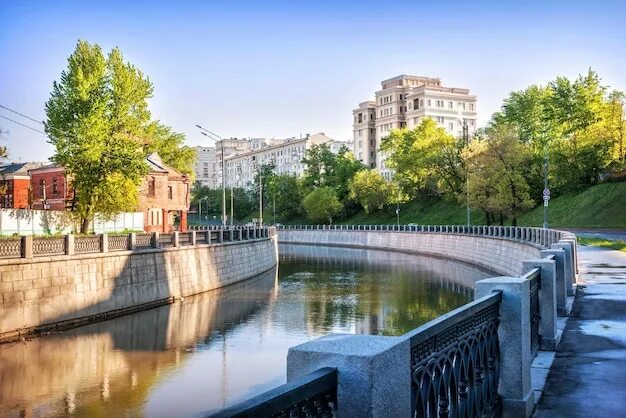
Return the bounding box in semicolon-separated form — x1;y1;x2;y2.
75;236;101;254
33;237;65;256
135;233;153;249
158;233;174;247
210;367;337;418
524;268;541;356
278;224;568;249
179;232;192;245
108;234;130;251
406;291;502;418
0;237;22;258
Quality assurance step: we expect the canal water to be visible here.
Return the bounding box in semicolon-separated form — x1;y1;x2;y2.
0;244;492;417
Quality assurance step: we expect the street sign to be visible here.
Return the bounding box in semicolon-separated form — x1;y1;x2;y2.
544;200;549;207
543;195;550;201
543;188;550;197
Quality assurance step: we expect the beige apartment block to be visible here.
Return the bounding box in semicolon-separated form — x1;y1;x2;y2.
353;74;478;179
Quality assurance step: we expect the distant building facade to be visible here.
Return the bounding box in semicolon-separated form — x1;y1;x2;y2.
0;162;44;209
353;74;478;179
29;164;72;210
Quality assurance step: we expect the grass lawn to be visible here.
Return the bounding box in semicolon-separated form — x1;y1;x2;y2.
577;237;626;252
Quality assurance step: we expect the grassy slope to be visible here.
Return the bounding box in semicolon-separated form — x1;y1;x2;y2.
335;182;626;228
517;182;626;228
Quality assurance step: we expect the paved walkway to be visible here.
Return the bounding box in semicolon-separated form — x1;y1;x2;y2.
534;246;626;417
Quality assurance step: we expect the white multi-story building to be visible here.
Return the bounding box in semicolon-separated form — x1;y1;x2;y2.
193;138;251;188
224;133;337;188
353;74;478;179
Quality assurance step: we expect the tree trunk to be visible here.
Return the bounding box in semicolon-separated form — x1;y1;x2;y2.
499;213;504;226
80;217;90;235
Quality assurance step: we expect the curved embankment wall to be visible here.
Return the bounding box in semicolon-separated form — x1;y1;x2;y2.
0;236;278;341
278;230;542;278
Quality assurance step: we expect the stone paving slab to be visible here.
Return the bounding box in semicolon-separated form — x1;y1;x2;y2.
534;246;626;418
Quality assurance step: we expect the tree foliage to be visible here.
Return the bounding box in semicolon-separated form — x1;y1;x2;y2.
348;169;389;214
45;40;150;233
303;187;343;223
143;122;197;177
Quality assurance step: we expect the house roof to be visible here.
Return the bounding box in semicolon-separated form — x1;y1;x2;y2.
146;152;186;178
0;162;46;176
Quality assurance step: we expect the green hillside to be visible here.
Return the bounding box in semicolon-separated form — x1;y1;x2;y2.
332;182;626;228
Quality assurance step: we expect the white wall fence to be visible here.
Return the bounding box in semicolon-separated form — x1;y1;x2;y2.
0;209;144;236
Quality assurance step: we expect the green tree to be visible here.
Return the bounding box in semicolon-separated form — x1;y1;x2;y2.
348;169;389;213
267;174;305;221
606;90;626;164
303;187;343;224
144;122;197;177
301;144;336;188
464;125;535;226
379;118;458;197
45;40;150;233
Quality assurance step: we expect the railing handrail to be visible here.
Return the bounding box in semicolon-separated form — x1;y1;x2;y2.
405;291;502;346
209;367;337;418
521;267;541;281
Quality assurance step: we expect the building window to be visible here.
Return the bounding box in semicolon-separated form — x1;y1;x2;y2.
39;179;44;197
148;177;156;197
448;101;453;109
449;122;454;131
470;103;474;111
52;177;58;195
427;99;431;107
437;116;445;123
168;186;173;200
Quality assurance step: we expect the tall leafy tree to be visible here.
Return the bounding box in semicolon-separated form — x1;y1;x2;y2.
143;122;197;177
45;40;151;233
348;169;389;214
303;187;343;224
301;144;337;188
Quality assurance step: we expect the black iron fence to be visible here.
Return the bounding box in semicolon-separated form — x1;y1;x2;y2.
278;224;566;249
210;367;337;418
406;292;502;418
0;227;274;259
523;268;542;356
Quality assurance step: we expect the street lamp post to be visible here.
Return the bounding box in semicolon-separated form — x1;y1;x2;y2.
196;125;227;226
543;146;549;229
462;118;471;226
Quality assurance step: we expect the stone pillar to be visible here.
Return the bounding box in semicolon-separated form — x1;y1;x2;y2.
523;259;558;350
540;249;568;316
207;230;212;244
180;211;188;232
173;231;180;247
560;237;578;274
129;233;137;250
551;242;574;296
476;277;534;418
219;229;224;243
190;230;197;245
21;235;33;259
100;234;108;253
287;334;410;418
152;232;160;249
65;234;75;256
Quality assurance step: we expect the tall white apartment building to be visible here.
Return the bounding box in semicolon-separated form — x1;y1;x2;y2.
224;133;337;188
193;138;251;188
353;74;477;179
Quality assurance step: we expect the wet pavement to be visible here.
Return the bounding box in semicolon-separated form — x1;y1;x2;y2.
534;246;626;418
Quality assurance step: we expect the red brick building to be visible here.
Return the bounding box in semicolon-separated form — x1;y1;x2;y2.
28;164;73;210
138;153;190;232
27;154;190;232
0;162;45;209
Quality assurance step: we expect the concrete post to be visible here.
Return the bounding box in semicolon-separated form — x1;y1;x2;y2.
522;259;558;350
190;230;197;245
152;232;160;249
65;234;75;256
129;233;137;250
560;237;578;275
207;230;212;244
21;235;33;259
100;234;108;253
476;277;534;418
219;229;224;243
540;249;568;316
173;231;180;247
551;242;574;296
287;334;410;418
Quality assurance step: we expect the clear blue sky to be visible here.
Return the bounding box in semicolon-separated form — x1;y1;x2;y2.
1;0;625;163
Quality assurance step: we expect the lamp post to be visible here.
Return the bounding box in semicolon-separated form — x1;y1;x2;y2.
462;118;471;226
199;196;208;223
196;125;227;226
543;146;549;229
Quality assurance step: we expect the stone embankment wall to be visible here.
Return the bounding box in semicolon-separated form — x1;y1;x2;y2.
0;237;278;340
278;230;541;277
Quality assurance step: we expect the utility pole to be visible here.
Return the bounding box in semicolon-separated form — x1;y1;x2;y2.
463;118;471;226
543;146;549;229
273;193;276;225
259;171;263;226
230;188;234;226
196;125;227;226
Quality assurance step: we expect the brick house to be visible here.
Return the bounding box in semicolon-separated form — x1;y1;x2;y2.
28;164;73;210
138;153;190;232
0;162;45;209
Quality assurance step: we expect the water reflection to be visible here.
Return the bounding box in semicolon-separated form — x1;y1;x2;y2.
0;245;492;417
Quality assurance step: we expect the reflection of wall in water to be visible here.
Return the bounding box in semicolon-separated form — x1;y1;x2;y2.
0;267;277;417
280;244;492;292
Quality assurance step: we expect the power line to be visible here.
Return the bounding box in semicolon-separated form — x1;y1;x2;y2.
0;114;47;135
0;104;44;126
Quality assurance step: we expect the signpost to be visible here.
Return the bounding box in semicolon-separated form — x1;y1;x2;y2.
543;188;550;208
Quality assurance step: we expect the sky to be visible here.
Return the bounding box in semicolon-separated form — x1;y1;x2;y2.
1;0;625;163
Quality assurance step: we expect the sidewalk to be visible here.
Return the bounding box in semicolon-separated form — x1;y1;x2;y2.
534;246;626;417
